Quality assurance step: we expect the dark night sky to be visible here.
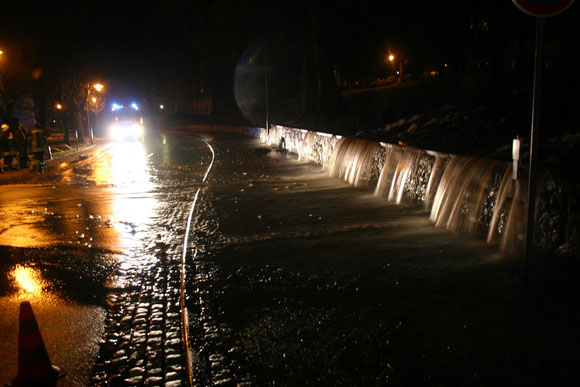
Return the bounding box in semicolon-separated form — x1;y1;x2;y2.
0;1;576;94
1;2;489;62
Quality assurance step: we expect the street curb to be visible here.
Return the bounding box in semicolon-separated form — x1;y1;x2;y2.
46;143;99;166
0;143;101;185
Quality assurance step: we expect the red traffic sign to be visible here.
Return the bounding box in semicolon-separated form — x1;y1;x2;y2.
513;0;575;17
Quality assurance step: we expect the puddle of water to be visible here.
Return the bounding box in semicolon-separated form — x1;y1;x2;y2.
0;259;106;386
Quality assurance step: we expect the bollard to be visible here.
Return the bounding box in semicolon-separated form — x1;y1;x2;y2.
10;301;64;387
45;146;53;161
512;137;520;182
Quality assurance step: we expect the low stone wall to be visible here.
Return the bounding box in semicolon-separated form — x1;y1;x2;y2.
173;123;578;258
260;125;577;258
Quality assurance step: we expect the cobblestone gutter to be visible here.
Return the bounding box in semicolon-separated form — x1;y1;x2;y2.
89;244;186;386
87;136;214;385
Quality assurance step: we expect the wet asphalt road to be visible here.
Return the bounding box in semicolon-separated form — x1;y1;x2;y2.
1;129;580;386
182;132;580;386
0;131;212;385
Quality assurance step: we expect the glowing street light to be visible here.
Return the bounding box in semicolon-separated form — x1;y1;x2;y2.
87;83;105;145
56;104;62;110
387;52;404;81
0;50;4;90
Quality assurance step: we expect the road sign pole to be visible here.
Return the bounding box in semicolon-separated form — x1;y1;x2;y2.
265;52;269;136
525;17;545;263
87;89;94;145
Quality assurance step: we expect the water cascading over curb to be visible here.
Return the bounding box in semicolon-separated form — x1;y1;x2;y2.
263;125;527;253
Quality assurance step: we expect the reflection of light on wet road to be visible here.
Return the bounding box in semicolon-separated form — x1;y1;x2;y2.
11;265;44;296
0;141;160;385
109;142;154;191
110;142;157;248
0;213;53;247
91;141;158;249
1;266;104;386
92;142;153;190
5;264;61;311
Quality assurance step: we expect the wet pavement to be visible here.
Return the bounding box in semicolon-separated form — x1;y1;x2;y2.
1;129;579;386
0;133;212;385
183;133;580;386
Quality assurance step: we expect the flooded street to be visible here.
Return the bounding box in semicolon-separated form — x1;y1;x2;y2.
0;133;213;385
185;132;580;386
1;129;579;385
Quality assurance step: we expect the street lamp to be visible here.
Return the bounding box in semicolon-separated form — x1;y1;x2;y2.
56;103;73;148
0;50;4;90
387;53;404;81
87;83;104;145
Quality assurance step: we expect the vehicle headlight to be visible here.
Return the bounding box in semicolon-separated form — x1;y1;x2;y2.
126;124;144;139
109;123;123;140
133;124;144;136
109;123;144;140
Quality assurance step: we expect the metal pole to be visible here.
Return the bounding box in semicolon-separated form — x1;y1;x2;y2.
63;110;70;146
87;88;93;145
265;53;269;135
93;95;98;143
525;17;544;263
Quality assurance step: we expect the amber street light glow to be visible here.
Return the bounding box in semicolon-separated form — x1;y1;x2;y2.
388;54;395;61
94;83;104;92
11;265;43;295
56;104;62;109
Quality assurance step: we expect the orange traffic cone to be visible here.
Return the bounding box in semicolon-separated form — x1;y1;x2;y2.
11;301;63;386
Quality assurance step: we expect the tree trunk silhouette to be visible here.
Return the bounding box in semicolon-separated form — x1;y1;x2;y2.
308;3;343;125
75;111;85;143
63;111;70;145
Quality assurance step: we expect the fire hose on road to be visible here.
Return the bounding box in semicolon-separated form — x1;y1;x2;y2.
180;135;215;386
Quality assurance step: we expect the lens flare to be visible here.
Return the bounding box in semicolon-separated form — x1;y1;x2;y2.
234;43;268;126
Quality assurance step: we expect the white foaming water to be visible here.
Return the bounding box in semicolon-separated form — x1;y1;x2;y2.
375;143;421;204
262;125;527;253
327;137;379;187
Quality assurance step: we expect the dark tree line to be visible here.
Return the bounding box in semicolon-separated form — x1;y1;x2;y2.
0;13;99;144
1;1;577;136
148;0;343;125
